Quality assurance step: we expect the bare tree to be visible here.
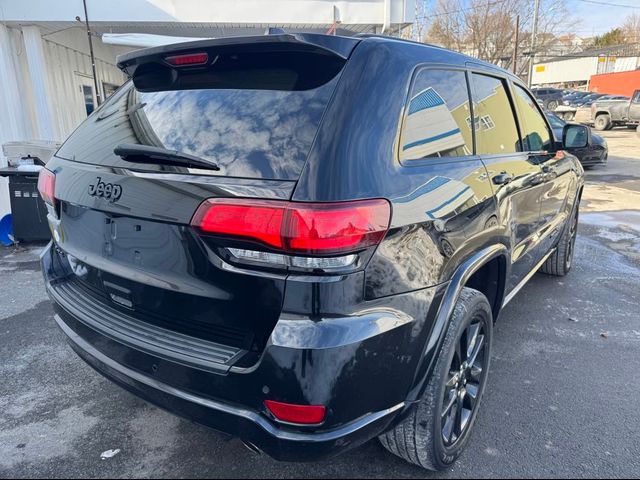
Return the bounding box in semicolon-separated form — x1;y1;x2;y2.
621;13;640;42
424;0;574;77
411;0;432;41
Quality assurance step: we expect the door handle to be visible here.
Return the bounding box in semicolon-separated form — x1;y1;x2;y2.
492;173;513;185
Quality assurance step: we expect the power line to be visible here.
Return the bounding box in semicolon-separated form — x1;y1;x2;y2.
415;0;640;22
573;0;640;8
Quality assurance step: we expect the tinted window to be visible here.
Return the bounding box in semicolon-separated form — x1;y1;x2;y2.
56;75;339;180
135;82;336;179
547;113;565;129
399;69;473;161
470;74;520;155
513;85;553;151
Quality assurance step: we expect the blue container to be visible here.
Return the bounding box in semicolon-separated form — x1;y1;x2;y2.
0;214;14;246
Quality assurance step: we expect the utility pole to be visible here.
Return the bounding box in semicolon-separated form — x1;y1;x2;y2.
527;0;540;87
513;15;520;74
81;0;101;106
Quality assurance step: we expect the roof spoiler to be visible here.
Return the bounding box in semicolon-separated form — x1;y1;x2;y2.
116;33;360;78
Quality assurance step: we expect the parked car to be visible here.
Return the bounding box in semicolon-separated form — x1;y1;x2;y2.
562;90;590;106
38;33;587;471
599;95;629;101
547;113;607;168
532;87;564;110
591;89;640;130
573;92;607;108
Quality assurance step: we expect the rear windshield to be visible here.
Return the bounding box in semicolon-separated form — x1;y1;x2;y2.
56;75;340;180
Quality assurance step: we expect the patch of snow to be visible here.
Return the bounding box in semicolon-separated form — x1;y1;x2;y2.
100;449;121;460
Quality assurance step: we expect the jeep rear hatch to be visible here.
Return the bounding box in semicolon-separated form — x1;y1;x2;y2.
47;34;358;363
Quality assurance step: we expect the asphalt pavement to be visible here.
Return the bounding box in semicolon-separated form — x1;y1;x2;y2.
1;129;639;478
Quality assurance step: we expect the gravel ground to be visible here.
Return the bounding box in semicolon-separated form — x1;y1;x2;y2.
1;129;639;478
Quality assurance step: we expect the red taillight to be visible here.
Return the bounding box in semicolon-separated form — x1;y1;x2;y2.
37;168;56;206
164;52;208;66
284;201;390;254
264;400;326;425
193;199;285;249
191;199;391;255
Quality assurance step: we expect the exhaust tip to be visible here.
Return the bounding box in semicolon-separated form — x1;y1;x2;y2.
241;440;262;455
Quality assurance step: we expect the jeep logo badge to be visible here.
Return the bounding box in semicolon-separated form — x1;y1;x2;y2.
88;177;122;203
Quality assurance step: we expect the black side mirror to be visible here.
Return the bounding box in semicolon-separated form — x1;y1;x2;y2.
563;124;591;149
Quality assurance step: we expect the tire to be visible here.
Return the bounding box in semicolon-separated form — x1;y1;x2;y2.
540;204;579;276
563;112;574;121
379;288;493;471
594;114;611;131
547;100;558;111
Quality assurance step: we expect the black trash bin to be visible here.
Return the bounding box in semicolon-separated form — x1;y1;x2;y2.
0;167;51;242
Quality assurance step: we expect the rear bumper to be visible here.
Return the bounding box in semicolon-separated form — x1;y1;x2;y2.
43;243;435;461
55;312;401;461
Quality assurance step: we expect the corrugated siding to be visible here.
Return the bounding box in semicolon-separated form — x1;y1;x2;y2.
42;39;126;140
614;57;640;73
8;28;37;139
532;57;599;85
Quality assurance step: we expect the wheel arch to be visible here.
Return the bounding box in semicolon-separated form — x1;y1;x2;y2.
464;254;507;321
404;244;508;406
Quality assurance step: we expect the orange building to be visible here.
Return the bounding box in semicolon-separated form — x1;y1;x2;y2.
589;70;640;97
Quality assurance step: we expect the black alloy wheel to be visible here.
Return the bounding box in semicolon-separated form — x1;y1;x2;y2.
379;287;493;471
441;316;488;447
565;207;578;271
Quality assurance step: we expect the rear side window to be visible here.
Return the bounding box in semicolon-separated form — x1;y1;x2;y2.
399;69;473;162
56;63;341;180
512;84;553;152
470;74;521;155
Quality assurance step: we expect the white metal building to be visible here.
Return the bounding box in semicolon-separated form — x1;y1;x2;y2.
532;44;640;87
0;0;415;217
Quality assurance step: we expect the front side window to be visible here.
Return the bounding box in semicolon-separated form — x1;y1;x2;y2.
399;69;473;162
513;84;553;152
470;74;521;155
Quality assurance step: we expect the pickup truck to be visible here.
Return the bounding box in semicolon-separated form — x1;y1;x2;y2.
591;89;640;130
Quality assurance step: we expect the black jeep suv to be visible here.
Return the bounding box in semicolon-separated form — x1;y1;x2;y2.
39;33;586;470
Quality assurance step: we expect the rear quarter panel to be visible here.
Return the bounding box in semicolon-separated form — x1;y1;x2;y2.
293;39;505;297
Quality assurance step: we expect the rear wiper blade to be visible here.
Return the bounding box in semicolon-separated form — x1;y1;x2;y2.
114;144;220;171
